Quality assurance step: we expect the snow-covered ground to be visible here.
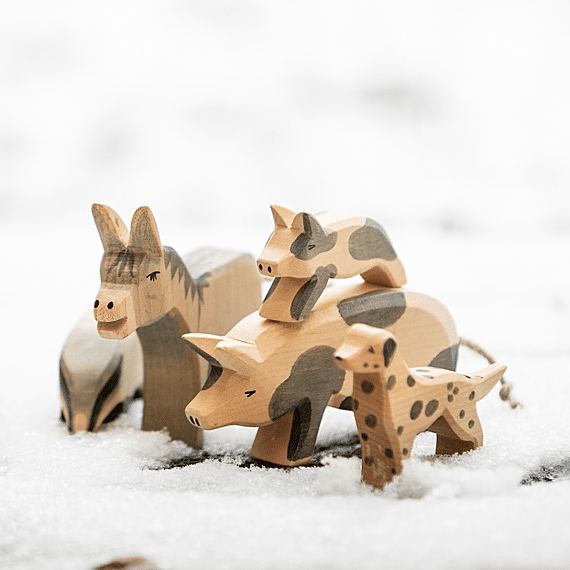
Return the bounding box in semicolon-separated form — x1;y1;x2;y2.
1;2;570;569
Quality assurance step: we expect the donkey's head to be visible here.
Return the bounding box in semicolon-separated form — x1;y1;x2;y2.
92;205;169;339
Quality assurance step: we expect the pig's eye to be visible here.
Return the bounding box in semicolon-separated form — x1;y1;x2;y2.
245;390;256;398
307;244;315;250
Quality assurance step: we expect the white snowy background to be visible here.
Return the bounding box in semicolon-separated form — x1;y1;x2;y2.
1;1;570;569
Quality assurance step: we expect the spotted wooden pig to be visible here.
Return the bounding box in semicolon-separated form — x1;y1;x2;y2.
60;312;143;433
257;205;407;321
183;281;458;467
335;324;506;489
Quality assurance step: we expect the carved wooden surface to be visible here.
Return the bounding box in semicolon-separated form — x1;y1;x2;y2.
335;324;506;490
257;205;407;321
92;205;261;445
184;280;458;466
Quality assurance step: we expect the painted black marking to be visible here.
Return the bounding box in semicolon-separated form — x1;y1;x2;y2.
453;387;459;395
364;456;374;466
107;250;138;279
202;365;223;391
102;402;124;424
94;300;99;308
89;356;123;431
469;391;475;401
459;410;465;419
385;448;393;458
447;383;453;391
397;426;404;435
245;390;256;398
365;414;377;428
353;398;359;411
348;219;398;261
290;265;337;321
402;448;409;456
425;400;439;417
368;346;375;354
146;270;160;281
59;363;73;431
269;345;345;462
407;375;415;387
386;375;396;390
429;344;459;371
410;400;423;420
290;213;338;261
447;394;454;402
383;338;397;367
361;432;369;441
107;301;114;310
468;420;475;428
361;380;374;393
337;290;407;328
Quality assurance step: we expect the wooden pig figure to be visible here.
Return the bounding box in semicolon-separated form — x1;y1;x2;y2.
92;204;261;446
334;324;506;490
183;280;458;467
257;205;407;321
60;312;143;433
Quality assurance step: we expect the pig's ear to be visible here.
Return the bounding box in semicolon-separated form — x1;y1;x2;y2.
292;212;326;239
183;334;224;365
214;340;260;377
270;205;296;228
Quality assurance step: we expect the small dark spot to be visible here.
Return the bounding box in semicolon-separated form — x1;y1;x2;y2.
373;364;379;369
468;420;475;428
368;346;375;354
361;380;374;393
425;400;439;417
447;395;454;402
386;375;396;390
353;398;359;411
94;300;100;308
365;456;374;466
258;264;262;271
194;417;200;427
267;266;272;273
385;448;393;458
459;410;465;419
107;301;114;310
410;401;423;420
453;387;459;395
361;432;369;441
407;375;416;387
447;383;453;391
392;468;397;475
469;391;475;401
245;390;256;398
397;426;404;435
402;448;409;456
363;362;369;368
365;414;377;428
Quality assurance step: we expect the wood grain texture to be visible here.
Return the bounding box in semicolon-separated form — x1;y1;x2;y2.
335;324;506;490
92;204;261;446
257;205;407;322
60;312;143;433
184;280;458;466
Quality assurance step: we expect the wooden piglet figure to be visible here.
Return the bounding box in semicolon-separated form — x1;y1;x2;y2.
334;324;506;490
257;205;407;321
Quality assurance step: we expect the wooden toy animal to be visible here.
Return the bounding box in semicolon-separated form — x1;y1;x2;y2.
60;312;143;433
334;324;506;490
183;280;458;466
257;205;407;321
92;204;261;446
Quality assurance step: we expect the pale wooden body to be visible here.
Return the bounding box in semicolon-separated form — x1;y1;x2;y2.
335;324;506;490
92;205;261;446
60;312;143;433
184;281;458;466
257;205;406;322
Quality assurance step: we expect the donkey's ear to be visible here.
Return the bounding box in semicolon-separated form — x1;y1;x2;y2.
128;206;163;256
292;212;325;239
92;204;129;252
270;205;296;228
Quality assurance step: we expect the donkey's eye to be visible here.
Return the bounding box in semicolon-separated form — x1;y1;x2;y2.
368;346;375;354
146;271;160;282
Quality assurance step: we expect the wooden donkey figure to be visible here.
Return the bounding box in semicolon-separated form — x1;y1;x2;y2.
257;205;407;321
92;204;261;446
334;324;506;490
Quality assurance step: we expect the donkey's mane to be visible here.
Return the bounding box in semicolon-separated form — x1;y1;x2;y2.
164;246;210;305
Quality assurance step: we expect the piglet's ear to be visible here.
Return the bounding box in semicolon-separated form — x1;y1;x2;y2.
92;204;129;252
128;206;163;257
292;212;326;239
270;205;296;228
